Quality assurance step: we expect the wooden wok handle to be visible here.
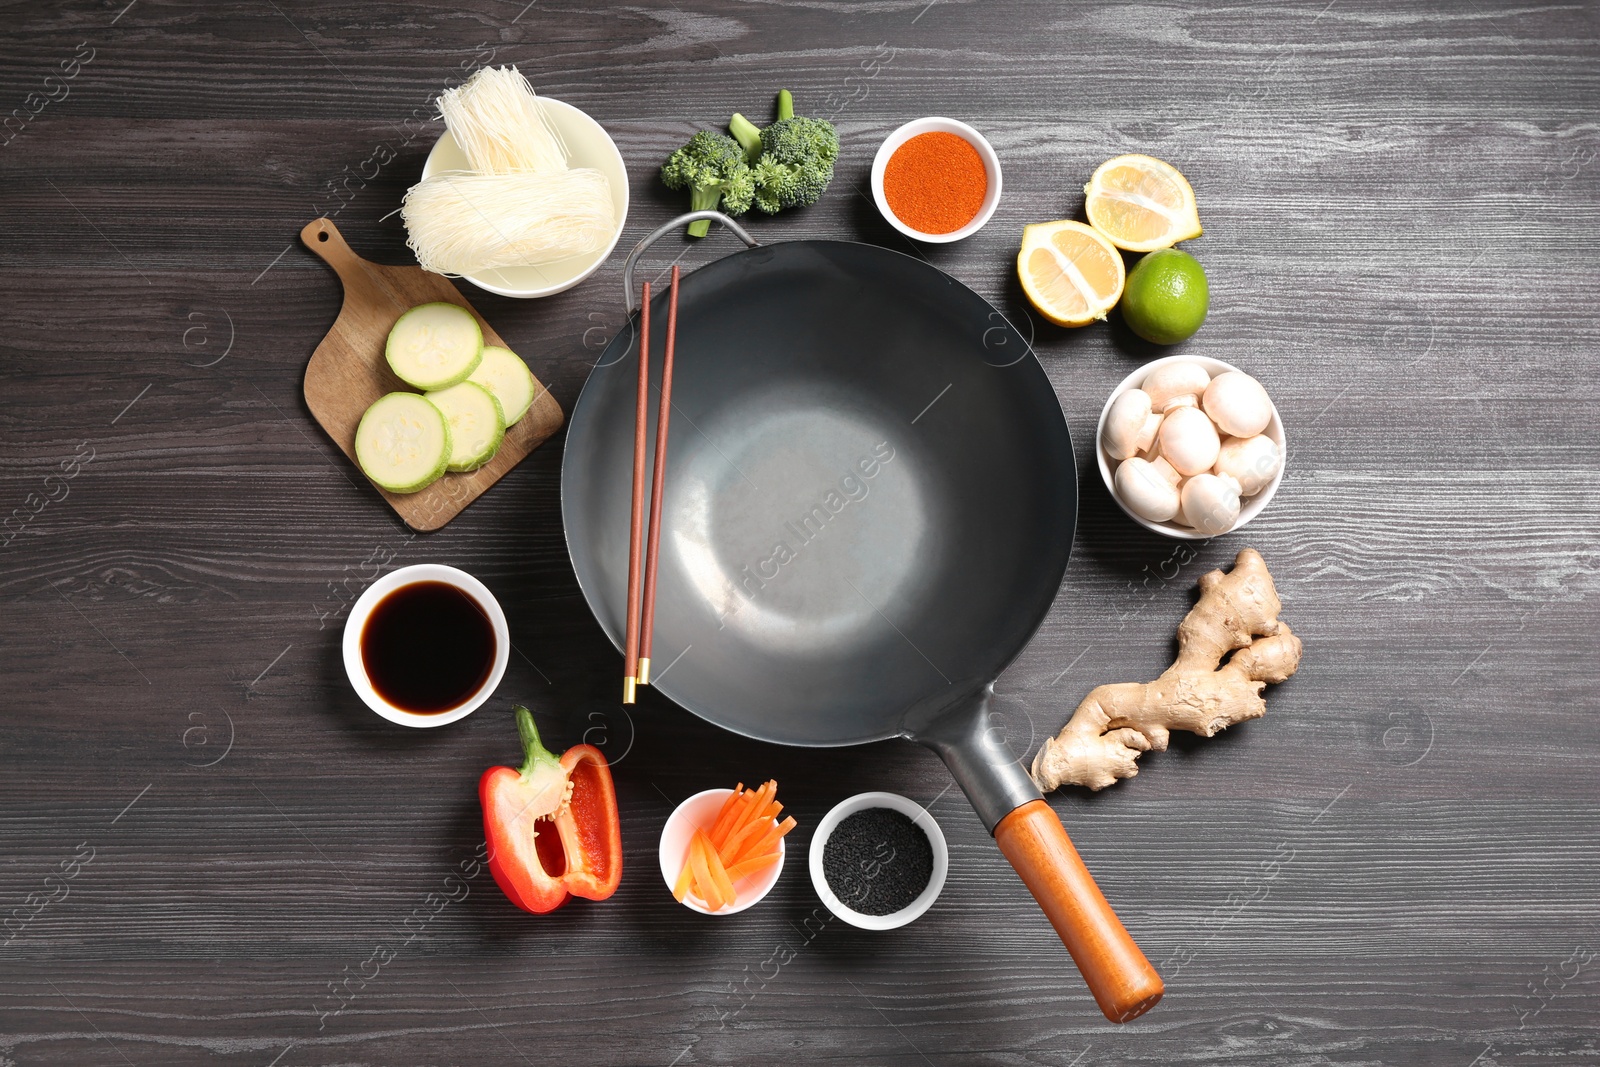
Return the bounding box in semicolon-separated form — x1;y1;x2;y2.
994;800;1164;1023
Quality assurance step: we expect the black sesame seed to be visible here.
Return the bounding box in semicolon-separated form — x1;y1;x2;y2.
822;807;934;917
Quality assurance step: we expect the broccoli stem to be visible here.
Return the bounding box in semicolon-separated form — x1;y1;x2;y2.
687;186;721;237
776;89;794;121
728;113;763;162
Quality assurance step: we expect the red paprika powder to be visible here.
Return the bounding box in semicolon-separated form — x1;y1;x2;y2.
882;131;988;235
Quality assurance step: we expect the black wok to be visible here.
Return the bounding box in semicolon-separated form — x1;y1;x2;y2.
562;212;1162;1022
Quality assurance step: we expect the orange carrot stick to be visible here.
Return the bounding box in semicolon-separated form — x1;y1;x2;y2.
673;848;695;902
689;830;724;911
709;788;746;849
753;780;776;817
735;815;796;865
715;788;761;850
720;815;773;865
743;782;770;820
704;838;737;906
725;852;781;881
735;783;771;834
708;785;745;844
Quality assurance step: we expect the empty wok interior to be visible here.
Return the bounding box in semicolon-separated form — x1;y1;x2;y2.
563;241;1075;745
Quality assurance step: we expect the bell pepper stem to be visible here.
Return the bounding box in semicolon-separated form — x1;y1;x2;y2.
514;705;563;781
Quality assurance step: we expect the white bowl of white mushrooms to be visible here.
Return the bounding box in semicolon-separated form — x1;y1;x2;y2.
1097;356;1286;539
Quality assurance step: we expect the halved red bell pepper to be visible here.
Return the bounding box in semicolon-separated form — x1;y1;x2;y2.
479;705;622;913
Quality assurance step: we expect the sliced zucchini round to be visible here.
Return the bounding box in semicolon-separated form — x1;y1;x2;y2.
467;345;538;426
354;392;451;494
426;380;505;472
385;302;482;390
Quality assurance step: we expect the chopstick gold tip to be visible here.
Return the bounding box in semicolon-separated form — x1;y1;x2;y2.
636;658;651;685
623;677;637;704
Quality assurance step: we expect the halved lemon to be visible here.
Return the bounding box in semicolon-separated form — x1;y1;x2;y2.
1084;154;1202;252
1017;220;1126;327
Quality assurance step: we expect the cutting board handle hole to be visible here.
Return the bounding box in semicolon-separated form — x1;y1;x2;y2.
317;231;329;242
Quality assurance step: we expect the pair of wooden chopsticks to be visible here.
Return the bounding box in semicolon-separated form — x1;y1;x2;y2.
623;265;680;704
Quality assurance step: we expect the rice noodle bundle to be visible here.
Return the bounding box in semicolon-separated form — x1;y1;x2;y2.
436;65;569;175
401;170;616;275
403;65;616;276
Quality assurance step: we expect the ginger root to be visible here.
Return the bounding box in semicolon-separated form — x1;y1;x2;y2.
1031;547;1301;792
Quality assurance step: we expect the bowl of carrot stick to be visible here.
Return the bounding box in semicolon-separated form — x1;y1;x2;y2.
659;781;796;915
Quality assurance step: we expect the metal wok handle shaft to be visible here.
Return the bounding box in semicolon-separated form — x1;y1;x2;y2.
621;212;759;312
917;687;1164;1023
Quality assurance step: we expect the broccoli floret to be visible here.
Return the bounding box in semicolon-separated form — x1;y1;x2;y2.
744;91;838;215
660;130;754;238
751;156;830;214
758;118;839;171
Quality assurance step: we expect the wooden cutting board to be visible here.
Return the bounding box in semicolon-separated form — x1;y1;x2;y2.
300;217;564;531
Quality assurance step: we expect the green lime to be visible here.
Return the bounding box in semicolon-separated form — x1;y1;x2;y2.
1119;248;1209;344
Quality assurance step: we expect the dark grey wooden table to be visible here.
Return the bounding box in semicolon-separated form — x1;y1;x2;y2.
3;1;1597;1063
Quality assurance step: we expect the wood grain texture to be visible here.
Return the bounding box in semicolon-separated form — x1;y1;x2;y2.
1;0;1598;1064
300;217;563;531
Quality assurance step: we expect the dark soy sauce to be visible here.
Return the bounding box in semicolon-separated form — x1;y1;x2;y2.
360;581;495;713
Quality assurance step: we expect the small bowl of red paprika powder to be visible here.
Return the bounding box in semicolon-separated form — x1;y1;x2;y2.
871;117;1002;243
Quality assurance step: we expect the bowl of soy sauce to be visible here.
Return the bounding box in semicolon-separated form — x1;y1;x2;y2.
342;564;509;727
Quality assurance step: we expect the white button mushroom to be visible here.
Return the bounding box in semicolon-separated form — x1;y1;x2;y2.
1148;455;1181;485
1141;361;1212;412
1102;389;1163;461
1161;393;1199;412
1180;472;1242;535
1203;371;1273;438
1114;457;1182;523
1213;434;1282;496
1157;406;1221;477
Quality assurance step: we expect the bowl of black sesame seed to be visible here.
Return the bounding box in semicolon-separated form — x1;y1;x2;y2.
809;792;948;931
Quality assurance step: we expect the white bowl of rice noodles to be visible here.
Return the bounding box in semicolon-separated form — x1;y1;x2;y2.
411;69;628;299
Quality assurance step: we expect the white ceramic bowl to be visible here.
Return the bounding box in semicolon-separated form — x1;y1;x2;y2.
342;564;509;727
1097;355;1288;540
870;117;1002;243
420;97;629;299
808;791;948;931
659;788;786;916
